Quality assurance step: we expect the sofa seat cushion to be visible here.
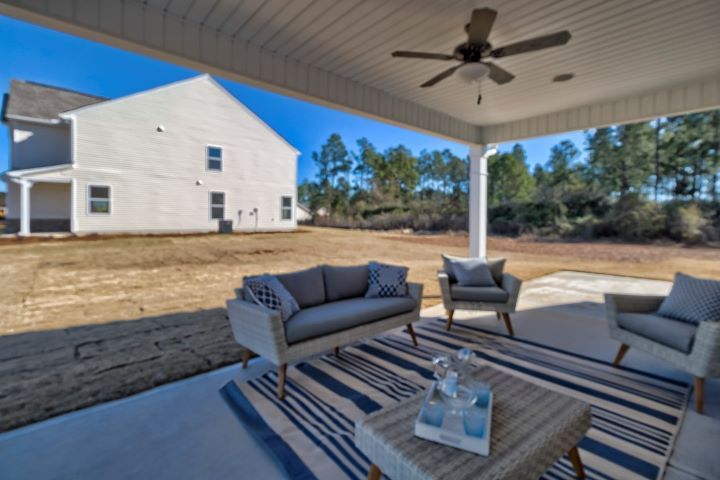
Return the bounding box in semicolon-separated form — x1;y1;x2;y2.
617;313;697;353
285;297;417;344
450;285;509;303
276;266;326;308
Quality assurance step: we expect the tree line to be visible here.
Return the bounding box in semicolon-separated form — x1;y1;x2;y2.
299;110;720;243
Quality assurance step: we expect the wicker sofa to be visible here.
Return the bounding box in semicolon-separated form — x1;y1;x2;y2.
227;264;423;399
606;293;720;413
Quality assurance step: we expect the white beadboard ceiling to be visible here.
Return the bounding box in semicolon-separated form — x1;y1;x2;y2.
2;0;720;144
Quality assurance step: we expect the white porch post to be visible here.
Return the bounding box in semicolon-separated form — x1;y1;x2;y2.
468;144;497;258
19;179;33;237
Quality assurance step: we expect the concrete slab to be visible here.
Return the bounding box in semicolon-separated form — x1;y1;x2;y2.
0;271;717;479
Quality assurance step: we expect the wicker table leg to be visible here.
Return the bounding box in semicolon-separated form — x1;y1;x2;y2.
568;446;585;479
367;464;382;480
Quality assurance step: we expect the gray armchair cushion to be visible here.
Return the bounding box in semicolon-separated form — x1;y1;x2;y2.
617;312;697;353
276;266;326;308
445;257;497;287
285;297;417;344
323;264;368;302
657;273;720;325
442;255;505;285
450;285;509;303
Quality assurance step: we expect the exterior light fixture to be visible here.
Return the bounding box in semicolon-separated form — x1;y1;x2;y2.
157;125;165;132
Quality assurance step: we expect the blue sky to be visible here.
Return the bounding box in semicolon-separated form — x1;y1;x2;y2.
1;14;585;191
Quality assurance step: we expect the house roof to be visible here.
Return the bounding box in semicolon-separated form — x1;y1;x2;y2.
2;79;106;123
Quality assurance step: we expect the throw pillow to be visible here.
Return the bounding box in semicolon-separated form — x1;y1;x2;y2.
657;272;720;324
365;261;409;298
442;254;506;285
447;257;497;287
243;274;300;321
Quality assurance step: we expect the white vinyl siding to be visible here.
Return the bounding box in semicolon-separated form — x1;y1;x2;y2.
10;121;71;170
87;185;111;214
69;76;298;233
210;191;225;220
281;196;292;221
207;145;222;171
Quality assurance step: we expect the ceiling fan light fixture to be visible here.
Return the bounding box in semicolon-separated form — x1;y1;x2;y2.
553;73;575;82
458;63;490;84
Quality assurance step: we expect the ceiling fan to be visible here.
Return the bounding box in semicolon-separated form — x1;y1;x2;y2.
391;8;571;102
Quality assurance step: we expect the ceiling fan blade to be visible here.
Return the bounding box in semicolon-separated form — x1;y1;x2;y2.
485;62;515;85
490;30;571;58
467;8;497;44
392;51;454;60
420;63;466;88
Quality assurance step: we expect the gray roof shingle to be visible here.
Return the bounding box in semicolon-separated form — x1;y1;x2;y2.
3;80;107;122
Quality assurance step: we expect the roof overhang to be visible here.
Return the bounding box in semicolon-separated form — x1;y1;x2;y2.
2;0;719;145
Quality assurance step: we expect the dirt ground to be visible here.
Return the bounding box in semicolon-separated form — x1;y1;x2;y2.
1;227;719;431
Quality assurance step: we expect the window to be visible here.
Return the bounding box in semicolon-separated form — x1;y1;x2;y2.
88;185;110;214
281;196;293;221
210;192;225;220
207;146;222;171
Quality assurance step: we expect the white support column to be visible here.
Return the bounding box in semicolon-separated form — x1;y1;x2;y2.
468;144;497;258
19;179;33;237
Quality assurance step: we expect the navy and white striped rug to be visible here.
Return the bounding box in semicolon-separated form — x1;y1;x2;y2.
221;318;689;480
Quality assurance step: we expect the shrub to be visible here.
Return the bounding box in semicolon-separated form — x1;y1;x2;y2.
598;194;665;240
665;202;708;243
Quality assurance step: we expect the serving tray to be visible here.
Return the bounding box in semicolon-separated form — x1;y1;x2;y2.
414;381;493;456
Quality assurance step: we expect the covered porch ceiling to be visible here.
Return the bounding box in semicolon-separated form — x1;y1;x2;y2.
1;0;720;145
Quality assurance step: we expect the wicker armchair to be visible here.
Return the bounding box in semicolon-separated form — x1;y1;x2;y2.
438;270;522;336
606;293;720;413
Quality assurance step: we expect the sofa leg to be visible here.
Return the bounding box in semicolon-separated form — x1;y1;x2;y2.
406;323;419;346
334;346;340;356
694;377;705;414
496;311;501;320
446;310;455;331
277;364;287;400
242;348;253;369
501;313;514;336
613;344;629;367
567;446;585;479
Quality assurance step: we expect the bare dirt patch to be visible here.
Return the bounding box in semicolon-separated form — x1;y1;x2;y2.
1;226;718;432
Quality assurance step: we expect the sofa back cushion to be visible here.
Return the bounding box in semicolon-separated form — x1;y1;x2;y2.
442;255;505;285
323;264;369;302
276;266;326;308
657;272;720;324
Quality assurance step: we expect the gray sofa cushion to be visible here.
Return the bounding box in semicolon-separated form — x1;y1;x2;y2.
285;297;417;344
617;312;697;353
323;264;368;302
657;273;720;325
450;285;509;303
442;255;505;285
276;266;326;308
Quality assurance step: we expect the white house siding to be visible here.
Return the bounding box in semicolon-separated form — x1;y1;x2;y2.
69;77;298;233
10;121;71;170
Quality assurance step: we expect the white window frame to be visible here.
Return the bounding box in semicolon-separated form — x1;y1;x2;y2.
280;195;293;221
87;184;111;215
209;191;225;220
206;145;223;172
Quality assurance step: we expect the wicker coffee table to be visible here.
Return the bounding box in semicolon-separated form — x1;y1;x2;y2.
355;367;591;480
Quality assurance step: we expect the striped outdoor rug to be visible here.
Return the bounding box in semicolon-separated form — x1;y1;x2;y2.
221;318;689;480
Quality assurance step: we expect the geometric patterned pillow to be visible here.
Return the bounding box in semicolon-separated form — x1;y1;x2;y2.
365;261;409;298
657;272;720;324
243;274;300;322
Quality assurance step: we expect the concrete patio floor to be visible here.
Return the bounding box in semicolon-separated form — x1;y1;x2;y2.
1;271;717;480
